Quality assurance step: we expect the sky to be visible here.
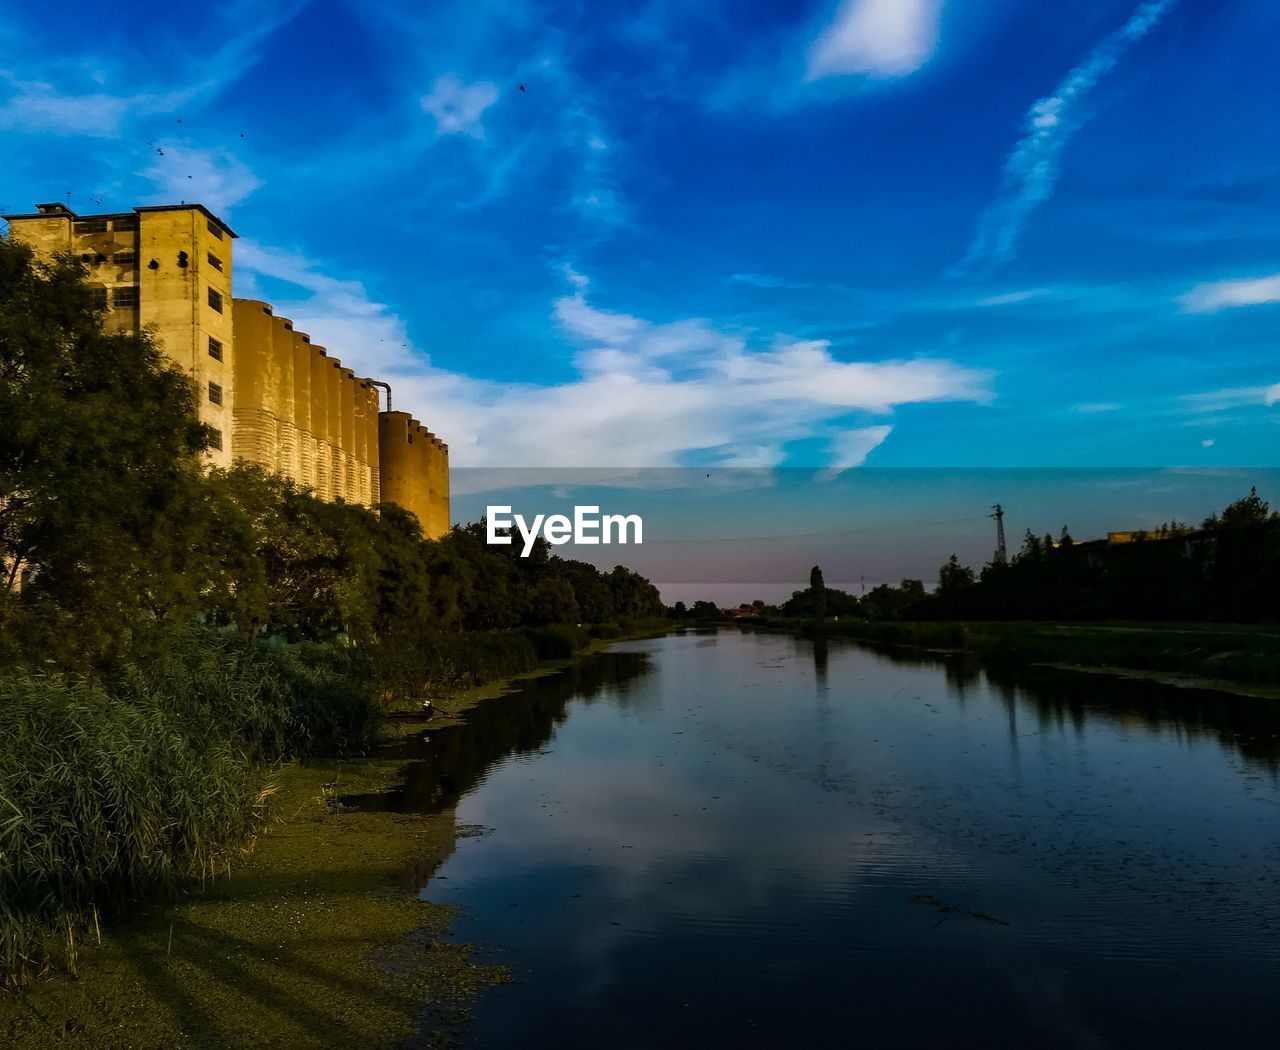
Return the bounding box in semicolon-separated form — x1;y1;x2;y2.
2;1;1278;595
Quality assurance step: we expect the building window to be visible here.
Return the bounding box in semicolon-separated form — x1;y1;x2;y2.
74;219;108;234
88;285;108;310
207;252;223;271
112;286;139;308
112;216;138;232
113;252;136;265
207;287;223;313
206;218;223;240
208;381;223;406
208;428;223;450
208;336;223;361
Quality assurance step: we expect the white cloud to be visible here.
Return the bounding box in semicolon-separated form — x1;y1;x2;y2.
807;0;943;81
421;74;499;138
237;252;994;470
1180;273;1280;313
976;288;1050;307
1201;438;1214;448
825;426;894;476
730;272;813;290
1179;384;1280;413
138;144;262;213
953;0;1177;276
0;81;139;136
1071;401;1122;414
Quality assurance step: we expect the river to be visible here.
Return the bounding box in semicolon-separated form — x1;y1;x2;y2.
354;628;1280;1048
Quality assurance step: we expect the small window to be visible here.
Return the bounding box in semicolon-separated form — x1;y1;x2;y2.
208;336;223;361
74;219;108;234
177;250;189;268
208;381;223;406
113;252;136;265
88;286;108;309
206;218;223;240
207;252;223;271
207;287;223;313
112;216;138;232
112;286;139;308
208;428;223;450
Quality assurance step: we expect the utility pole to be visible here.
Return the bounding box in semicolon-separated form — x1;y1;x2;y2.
991;504;1007;565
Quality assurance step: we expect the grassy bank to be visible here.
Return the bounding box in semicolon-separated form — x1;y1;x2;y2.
0;753;502;1048
1;622;670;1045
0;630;380;986
783;618;1280;692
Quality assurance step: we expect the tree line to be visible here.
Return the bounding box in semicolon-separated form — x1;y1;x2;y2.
669;492;1279;625
0;237;663;678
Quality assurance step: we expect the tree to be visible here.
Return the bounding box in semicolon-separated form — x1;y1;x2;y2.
938;554;976;593
809;565;827;619
1207;486;1272;529
0;239;212;665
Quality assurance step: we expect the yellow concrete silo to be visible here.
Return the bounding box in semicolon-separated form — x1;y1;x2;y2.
308;341;332;501
353;381;372;507
338;367;357;504
378;411;420;530
270;314;296;481
288;323;313;491
365;385;382;506
230;299;277;470
428;435;451;538
324;356;343;504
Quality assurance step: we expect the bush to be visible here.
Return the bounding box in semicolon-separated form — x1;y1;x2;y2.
369;629;541;704
0;675;264;982
111;628;380;760
523;624;589;660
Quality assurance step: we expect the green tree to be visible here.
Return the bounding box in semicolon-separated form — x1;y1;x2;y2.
809;565;827;619
0;239;212;666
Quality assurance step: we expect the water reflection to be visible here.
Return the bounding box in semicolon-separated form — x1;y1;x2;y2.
343;650;652;814
379;631;1280;1048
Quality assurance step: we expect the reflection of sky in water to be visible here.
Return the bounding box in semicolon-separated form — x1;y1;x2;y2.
403;632;1280;1048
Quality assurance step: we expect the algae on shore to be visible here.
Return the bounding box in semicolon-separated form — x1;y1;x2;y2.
0;728;504;1048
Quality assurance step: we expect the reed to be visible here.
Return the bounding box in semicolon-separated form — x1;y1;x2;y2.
0;628;381;985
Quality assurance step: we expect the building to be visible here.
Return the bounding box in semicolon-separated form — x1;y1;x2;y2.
3;201;449;537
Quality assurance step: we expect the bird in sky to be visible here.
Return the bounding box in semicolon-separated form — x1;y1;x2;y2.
519;84;526;92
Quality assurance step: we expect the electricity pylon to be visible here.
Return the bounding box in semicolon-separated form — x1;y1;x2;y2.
991;504;1007;565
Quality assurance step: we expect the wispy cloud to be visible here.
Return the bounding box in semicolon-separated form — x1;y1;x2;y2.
0;1;307;138
138;144;261;213
806;0;943;81
953;0;1177;277
1180;273;1280;312
730;272;813;290
976;288;1051;307
241;250;993;469
0;77;171;136
420;74;499;139
1180;384;1280;413
1071;401;1122;414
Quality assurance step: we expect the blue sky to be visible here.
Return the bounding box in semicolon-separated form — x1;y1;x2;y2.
2;0;1278;473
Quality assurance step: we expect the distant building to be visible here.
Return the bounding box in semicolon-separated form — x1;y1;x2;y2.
4;201;449;538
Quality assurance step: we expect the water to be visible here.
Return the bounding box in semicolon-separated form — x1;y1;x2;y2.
359;630;1280;1048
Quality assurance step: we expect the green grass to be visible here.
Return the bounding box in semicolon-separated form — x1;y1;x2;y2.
0;629;382;986
788;618;1280;688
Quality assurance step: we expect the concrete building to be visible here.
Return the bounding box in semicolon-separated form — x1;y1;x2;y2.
4;200;448;537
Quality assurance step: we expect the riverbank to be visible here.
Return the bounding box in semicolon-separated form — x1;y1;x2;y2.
0;627;670;1048
784;619;1280;697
